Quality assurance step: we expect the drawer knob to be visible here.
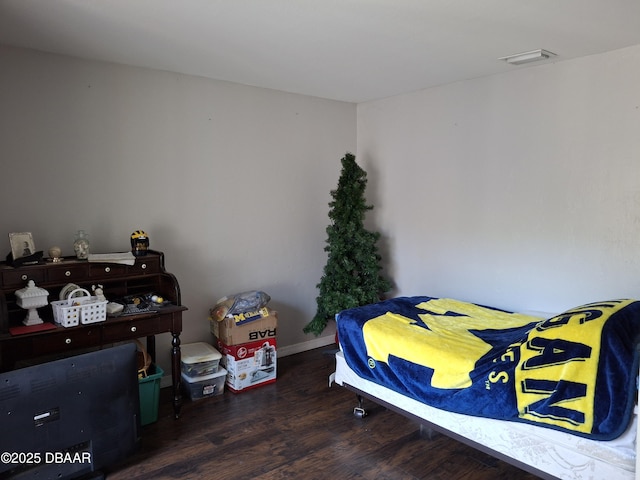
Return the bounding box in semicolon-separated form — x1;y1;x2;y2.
21;274;27;281
65;338;71;345
65;271;71;277
131;326;137;333
141;264;147;270
104;267;111;273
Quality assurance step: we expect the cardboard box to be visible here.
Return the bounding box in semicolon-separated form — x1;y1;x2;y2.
218;338;276;392
211;310;277;346
226;306;270;325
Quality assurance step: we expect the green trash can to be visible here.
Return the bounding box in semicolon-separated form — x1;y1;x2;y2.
138;364;164;426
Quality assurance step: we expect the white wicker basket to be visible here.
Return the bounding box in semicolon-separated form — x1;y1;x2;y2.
51;288;107;327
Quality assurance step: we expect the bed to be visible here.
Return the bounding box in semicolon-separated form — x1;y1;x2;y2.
330;296;640;480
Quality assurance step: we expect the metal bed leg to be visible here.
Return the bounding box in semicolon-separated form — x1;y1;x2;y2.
353;394;368;418
419;424;438;440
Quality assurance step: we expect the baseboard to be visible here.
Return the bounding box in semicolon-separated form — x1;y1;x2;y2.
160;335;336;388
277;334;336;357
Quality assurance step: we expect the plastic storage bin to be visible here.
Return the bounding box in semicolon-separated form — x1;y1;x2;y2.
182;367;226;400
138;364;164;425
181;342;221;378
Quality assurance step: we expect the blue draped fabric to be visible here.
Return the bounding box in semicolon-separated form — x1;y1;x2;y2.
337;296;640;440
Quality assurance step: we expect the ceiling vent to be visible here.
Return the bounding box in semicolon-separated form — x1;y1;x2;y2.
499;49;556;65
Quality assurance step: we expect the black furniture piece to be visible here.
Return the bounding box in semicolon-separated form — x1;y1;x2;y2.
0;343;141;479
0;250;187;418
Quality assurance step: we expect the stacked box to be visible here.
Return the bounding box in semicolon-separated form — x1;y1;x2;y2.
217;338;277;392
181;342;221;378
181;367;227;400
211;307;278;393
210;309;277;346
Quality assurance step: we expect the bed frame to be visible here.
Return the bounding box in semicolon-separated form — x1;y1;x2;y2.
331;350;639;480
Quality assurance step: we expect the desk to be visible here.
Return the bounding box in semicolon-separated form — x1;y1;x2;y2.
0;251;187;418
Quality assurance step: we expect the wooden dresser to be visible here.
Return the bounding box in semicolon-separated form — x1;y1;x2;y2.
0;250;187;417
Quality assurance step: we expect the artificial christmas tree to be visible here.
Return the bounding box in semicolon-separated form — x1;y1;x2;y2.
304;152;392;336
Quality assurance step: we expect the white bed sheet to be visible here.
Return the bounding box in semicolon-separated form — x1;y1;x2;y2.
332;351;636;480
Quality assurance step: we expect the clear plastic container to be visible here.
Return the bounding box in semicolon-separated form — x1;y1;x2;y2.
180;342;222;378
181;368;226;400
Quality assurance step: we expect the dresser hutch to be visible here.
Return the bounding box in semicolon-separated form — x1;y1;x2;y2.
0;250;187;417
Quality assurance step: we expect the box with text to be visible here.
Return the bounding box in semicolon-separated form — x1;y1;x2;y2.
217;338;276;392
211;310;277;346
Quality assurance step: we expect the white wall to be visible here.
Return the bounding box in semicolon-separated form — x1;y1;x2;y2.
358;45;640;315
4;43;639;373
0;46;355;371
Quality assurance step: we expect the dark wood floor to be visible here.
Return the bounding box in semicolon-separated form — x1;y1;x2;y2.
107;347;541;480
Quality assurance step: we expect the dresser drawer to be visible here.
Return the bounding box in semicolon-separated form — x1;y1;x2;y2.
31;327;100;355
47;265;89;283
129;256;160;275
1;268;45;289
102;316;173;342
89;263;128;279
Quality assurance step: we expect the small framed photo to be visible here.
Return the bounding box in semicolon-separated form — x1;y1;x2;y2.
9;232;36;260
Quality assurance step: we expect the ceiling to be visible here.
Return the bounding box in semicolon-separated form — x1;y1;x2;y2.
1;0;639;103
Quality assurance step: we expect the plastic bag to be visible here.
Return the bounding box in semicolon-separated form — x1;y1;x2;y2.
210;290;270;322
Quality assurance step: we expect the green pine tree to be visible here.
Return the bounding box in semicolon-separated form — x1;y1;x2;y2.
304;152;392;336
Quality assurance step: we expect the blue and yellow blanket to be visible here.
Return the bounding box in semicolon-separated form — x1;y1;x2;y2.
337;296;640;440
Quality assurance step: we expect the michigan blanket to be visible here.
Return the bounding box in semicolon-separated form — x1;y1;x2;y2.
336;296;640;440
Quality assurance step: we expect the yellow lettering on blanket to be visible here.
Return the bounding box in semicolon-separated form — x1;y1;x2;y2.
362;298;539;389
513;299;632;432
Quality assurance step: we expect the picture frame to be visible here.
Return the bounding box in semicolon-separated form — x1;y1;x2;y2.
9;232;36;260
